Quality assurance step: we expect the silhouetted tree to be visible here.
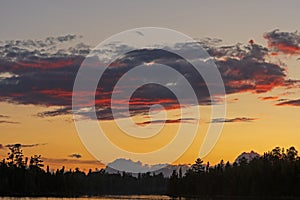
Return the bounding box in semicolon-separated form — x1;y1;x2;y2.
287;146;298;161
190;158;205;174
271;146;282;159
1;146;300;198
6;144;25;168
29;155;44;169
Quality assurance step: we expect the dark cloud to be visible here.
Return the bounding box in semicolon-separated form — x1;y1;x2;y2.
259;96;279;101
5;143;21;148
209;41;269;61
264;29;300;54
210;117;257;123
135;31;144;36
0;58;83;107
207;39;287;94
93;42;288;119
68;153;82;159
0;113;15;124
0;120;19;124
193;39;287;94
276;99;300;106
43;157;103;166
5;143;47;148
217;58;285;94
22;143;47;148
37;107;72;117
1;34;80;51
0;35;87;115
0;34;296;121
136;118;197;125
90;48;214;120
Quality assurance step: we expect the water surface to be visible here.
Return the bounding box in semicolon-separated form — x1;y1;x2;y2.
0;196;175;200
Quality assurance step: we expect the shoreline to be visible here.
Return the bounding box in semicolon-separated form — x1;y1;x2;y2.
0;194;300;200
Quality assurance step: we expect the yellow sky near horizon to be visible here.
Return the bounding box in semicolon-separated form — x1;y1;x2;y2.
1;84;300;171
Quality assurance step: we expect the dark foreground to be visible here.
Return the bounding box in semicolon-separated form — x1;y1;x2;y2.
1;145;300;199
0;196;300;200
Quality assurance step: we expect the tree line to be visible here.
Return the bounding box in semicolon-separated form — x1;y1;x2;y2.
0;145;300;198
168;146;300;198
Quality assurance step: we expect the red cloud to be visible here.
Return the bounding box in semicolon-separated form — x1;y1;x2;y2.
16;59;80;69
40;89;72;98
1;33;298;120
259;96;279;101
276;99;300;106
264;29;300;55
268;43;300;55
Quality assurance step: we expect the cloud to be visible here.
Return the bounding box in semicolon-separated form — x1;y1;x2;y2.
5;143;47;148
210;117;257;123
0;35;86;111
43;157;103;166
107;158;167;173
276;99;300;106
37;107;72;117
264;29;300;54
0;33;296;121
0;114;17;124
209;40;287;94
217;58;286;94
136;118;197;125
0;120;19;124
69;153;82;159
1;34;80;52
135;31;144;36
259;96;279;101
208;40;269;61
22;143;47;148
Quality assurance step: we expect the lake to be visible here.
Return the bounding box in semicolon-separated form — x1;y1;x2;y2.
0;196;178;200
0;196;293;200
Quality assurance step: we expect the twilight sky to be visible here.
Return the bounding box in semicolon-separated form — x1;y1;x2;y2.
0;0;300;171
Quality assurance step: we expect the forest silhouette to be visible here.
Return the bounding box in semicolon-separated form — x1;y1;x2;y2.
0;145;300;198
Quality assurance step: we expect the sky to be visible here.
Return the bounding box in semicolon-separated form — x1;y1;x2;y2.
0;0;300;172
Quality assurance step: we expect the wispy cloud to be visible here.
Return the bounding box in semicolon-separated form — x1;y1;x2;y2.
276;99;300;106
0;114;19;124
136;118;197;125
259;96;279;101
210;117;257;123
37;107;72;117
5;143;47;148
43;157;103;166
68;153;82;159
0;120;19;124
